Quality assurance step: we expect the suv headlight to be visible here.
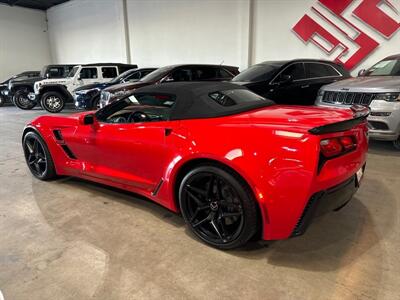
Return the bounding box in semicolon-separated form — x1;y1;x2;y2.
373;93;400;102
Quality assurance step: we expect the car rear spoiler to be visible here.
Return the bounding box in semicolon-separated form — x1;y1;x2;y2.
309;105;370;135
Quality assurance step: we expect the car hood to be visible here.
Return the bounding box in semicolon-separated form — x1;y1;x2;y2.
74;82;110;92
11;76;44;84
103;81;153;93
322;76;400;92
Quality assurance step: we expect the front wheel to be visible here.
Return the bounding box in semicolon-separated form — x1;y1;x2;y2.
23;131;57;180
41;91;65;113
393;137;400;150
179;165;258;250
91;95;100;110
13;89;36;110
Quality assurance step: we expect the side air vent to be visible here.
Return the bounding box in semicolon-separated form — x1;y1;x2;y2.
53;129;63;141
61;145;77;159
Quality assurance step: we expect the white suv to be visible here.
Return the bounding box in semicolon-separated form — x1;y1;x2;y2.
33;63;137;113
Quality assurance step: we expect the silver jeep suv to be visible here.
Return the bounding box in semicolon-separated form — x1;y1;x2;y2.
315;54;400;150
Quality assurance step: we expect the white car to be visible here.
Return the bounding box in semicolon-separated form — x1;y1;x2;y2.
33;63;138;113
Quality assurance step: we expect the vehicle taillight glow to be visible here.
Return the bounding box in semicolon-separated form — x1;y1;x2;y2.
320;136;356;158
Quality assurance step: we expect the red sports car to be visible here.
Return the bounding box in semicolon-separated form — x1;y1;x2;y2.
22;82;368;249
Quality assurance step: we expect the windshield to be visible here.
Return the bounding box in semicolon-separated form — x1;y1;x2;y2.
365;59;400;76
67;66;79;78
139;66;175;83
232;63;281;82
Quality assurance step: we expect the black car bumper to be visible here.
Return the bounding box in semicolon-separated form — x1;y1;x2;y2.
291;167;365;237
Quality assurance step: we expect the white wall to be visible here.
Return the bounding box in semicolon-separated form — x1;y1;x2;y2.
0;4;51;82
127;0;251;70
45;0;400;74
47;0;128;64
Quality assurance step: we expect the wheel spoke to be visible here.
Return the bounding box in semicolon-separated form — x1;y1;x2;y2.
189;205;209;223
210;219;223;240
207;176;215;198
186;184;207;198
186;187;205;206
34;162;41;174
26;141;34;153
192;213;212;228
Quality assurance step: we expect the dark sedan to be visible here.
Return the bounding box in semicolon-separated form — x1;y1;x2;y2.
100;64;240;108
73;68;157;110
231;59;350;105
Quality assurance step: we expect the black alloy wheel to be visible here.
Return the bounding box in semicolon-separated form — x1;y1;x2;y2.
41;91;65;113
13;89;36;110
23;132;57;180
179;165;258;249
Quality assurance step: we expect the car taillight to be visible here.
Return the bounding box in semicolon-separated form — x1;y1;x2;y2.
320;136;357;158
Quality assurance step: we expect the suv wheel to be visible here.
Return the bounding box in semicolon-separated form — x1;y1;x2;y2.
92;95;100;110
41;92;65;113
0;95;5;107
14;89;36;110
393;137;400;150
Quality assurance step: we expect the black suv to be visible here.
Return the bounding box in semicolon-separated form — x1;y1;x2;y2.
9;65;75;110
231;59;350;105
0;71;40;106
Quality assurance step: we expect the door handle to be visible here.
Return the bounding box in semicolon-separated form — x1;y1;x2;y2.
301;84;310;89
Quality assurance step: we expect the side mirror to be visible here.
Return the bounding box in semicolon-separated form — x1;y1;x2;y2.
46;73;50;79
77;75;82;81
357;69;366;77
80;113;96;125
276;74;293;85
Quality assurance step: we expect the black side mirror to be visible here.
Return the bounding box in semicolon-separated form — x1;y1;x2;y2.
358;69;366;77
83;114;95;125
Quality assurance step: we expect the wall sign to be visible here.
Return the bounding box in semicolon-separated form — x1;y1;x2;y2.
293;0;399;70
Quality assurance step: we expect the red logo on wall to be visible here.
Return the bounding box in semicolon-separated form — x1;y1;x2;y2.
293;0;400;70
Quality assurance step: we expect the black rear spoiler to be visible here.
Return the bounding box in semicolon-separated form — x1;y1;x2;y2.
309;105;370;135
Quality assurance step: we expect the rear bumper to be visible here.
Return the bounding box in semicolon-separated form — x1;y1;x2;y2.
291;167;363;237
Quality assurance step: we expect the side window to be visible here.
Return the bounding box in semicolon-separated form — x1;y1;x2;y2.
170;68;193;81
192;67;218;80
48;67;64;78
125;71;141;81
64;66;74;77
305;63;340;78
218;68;234;79
279;63;306;81
99;93;176;124
80;68;98;79
102;67;118;79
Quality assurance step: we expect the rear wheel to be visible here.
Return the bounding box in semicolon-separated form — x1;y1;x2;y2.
13;89;36;110
23;131;57;180
393;137;400;150
179;165;258;249
41;91;65;113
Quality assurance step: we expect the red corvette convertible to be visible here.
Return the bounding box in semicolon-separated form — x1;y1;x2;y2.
22;82;368;249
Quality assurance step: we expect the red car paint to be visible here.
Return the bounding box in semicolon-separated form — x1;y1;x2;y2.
25;105;368;240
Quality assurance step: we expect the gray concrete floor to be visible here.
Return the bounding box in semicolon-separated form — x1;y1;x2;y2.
0;105;399;300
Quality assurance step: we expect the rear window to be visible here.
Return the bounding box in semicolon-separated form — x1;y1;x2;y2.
305;63;340;78
209;89;268;107
102;67;118;79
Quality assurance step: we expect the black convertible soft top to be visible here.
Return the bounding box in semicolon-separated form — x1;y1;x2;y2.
133;82;274;120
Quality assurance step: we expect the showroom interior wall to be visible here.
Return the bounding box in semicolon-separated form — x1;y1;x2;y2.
47;0;129;64
0;4;51;82
6;0;399;78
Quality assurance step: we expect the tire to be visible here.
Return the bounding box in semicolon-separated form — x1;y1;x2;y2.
22;131;57;180
41;91;65;113
91;95;100;110
179;164;258;250
13;89;36;110
393;137;400;150
0;95;5;107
